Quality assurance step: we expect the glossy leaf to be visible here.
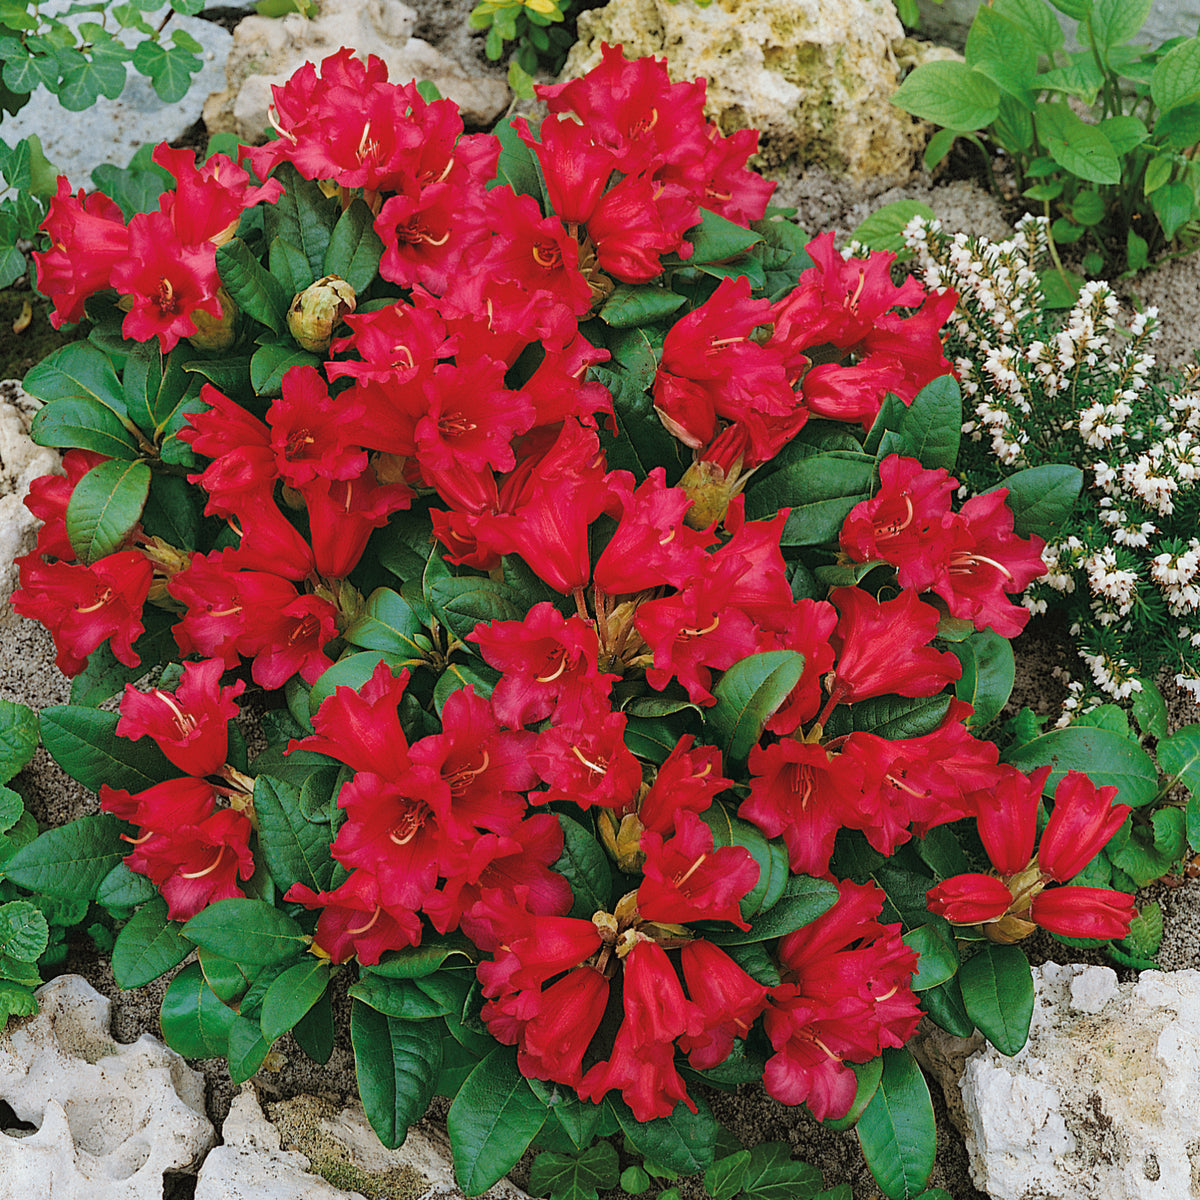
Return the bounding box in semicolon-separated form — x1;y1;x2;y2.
182;898;307;966
23;341;128;420
4;812;128;901
215;237;289;334
529;1141;620;1200
65;459;150;565
253;773;336;895
1002;725;1158;808
820;1056;885;1132
97;860;157;909
160;960;237;1059
744;451;875;545
704;874;838;946
608;1092;719;1175
293;989;335;1064
855;1048;936;1200
40;704;178;794
228;1013;272;1084
902;924;960;991
706;650;806;761
554;815;615;920
896;375;961;472
30;395;141;458
959;943;1034;1056
323;198;384;294
0;699;37;785
919;974;975;1038
984;465;1081;540
428;575;526;644
260;958;331;1041
600;284;686;328
343;587;431;656
371;935;475;979
448;1048;548;1194
250;343;322;396
950;629;1015;731
111;896;191;988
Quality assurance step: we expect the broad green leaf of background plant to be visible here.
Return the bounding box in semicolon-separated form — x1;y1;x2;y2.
1036;103;1121;184
965;7;1038;100
1001;725;1158;807
553;815;615;920
958;944;1034;1056
0;700;37;785
1086;0;1151;51
1152;37;1200;112
1151;180;1196;240
529;1141;620;1200
65;459;150;564
449;1048;548;1194
706;650;806;760
892;60;1001;131
855;1048;936;1200
851;200;936;253
994;0;1066;56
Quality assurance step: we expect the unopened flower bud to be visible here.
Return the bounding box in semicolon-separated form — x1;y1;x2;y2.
597;808;646;873
188;286;238;352
287;274;356;353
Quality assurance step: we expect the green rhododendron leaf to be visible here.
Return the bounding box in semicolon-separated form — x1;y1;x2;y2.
65;459;150;565
959;944;1034;1056
855;1047;936;1199
600;284;686;328
704;874;838;946
322;198;384;294
821;1056;885;1132
744;451;875;545
553;814;615;920
253;773;337;896
228;1012;272;1084
607;1092;718;1175
215;237;289;334
489;115;544;206
110;897;191;988
1002;725;1158;808
160;960;237;1058
369;934;475;979
951;629;1015;731
984;464;1082;539
706;650;806;761
686;208;762;264
4;812;128;901
40;705;178;794
919;974;975;1038
902;924;960;992
182;898;307;967
449;1047;547;1191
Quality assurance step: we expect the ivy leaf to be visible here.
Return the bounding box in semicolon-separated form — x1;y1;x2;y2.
131;38;201;103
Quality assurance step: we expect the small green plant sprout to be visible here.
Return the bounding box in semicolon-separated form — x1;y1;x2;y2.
254;0;318;17
891;0;1200;277
468;0;574;96
0;0;206;116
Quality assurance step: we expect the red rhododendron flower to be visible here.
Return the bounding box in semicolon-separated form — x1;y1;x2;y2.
531;698;643;814
100;777;217;828
579;1017;696;1121
638;735;730;834
926;874;1014;925
676;939;769;1070
24;449;110;561
267;366;367;487
299;468;413;580
513;965;610;1085
1028;886;1137;940
1038;770;1129;883
13;550;153;676
968;765;1049;877
117;658;245;778
34;179;131;328
827;586;961;705
286;869;422;964
638;810;758;930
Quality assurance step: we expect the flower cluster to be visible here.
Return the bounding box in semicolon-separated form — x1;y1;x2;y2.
10;44;1138;1171
904;214;1200;708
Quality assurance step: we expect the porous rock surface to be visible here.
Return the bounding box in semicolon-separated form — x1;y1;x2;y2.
202;0;509;142
562;0;954;178
955;962;1200;1200
196;1088;531;1200
0;974;213;1199
0;380;60;606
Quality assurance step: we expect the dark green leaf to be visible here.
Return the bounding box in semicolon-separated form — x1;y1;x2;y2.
608;1091;718;1175
529;1142;620;1200
323;198;384;294
0;901;47;962
428;575;525;644
821;1056;886;1132
96;860;156;909
30;395;140;458
855;1048;936;1200
848;694;953;741
744;451;875;545
254;773;336;895
704;1150;751;1200
160;960;237;1058
897;375;961;472
983;465;1081;539
919;974;975;1038
228;1013;272;1084
1131;679;1168;740
23;341;128;420
260;957;331;1041
704;874;839;946
349;973;458;1020
40;705;177;794
308;652;408;717
111;896;191;987
950;629;1015;731
489;115;544;205
706;651;806;760
448;1048;548;1194
65;459;150;564
903;924;960;991
370;934;475;979
3;813;128;901
182;898;307;966
131;38;200;102
959;944;1033;1056
737;1140;822;1200
686;208;762;263
215;237;289;334
249;342;323;397
554;815;615;920
1108;809;1185;886
270;236;313;295
293;989;335;1064
1002;725;1158;807
600;284;686;328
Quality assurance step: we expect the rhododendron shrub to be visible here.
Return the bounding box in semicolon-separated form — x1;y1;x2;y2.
10;45;1138;1199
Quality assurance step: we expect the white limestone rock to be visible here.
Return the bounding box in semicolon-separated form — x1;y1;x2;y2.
0;379;62;606
562;0;946;178
959;962;1200;1200
203;0;509;142
0;974;213;1200
198;1090;531;1200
